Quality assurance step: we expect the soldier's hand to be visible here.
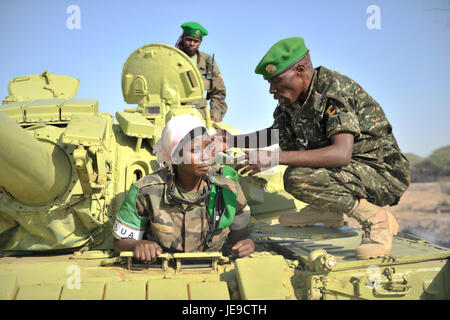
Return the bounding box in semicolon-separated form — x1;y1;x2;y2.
134;240;163;264
211;126;232;153
236;150;278;176
231;238;255;258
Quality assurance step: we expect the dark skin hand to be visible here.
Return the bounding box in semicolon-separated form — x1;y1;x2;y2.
114;238;162;264
229;227;255;258
232;239;255;257
237;133;354;176
211;126;232;153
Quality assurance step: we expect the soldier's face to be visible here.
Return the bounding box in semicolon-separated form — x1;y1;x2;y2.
177;135;214;177
182;35;202;56
269;68;306;105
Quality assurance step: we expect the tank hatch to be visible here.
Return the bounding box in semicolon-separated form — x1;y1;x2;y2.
3;70;80;103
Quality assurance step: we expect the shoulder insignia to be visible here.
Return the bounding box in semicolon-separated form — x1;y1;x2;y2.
325;104;337;117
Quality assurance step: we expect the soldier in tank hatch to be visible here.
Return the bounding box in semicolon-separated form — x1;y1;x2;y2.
175;21;228;123
113;114;254;263
215;37;410;260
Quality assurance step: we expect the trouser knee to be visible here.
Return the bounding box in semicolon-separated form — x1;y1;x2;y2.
283;166;357;213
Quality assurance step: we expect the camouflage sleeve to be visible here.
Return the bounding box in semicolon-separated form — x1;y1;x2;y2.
229;181;251;231
325;98;361;139
112;184;148;240
271;106;299;151
207;59;228;121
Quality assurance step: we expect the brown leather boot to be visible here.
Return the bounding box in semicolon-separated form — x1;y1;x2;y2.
279;205;345;228
347;199;399;259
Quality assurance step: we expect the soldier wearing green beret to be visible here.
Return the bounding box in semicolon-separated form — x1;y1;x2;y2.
215;37;410;260
175;22;228;122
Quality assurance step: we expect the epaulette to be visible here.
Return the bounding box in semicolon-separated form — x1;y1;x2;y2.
199;51;213;63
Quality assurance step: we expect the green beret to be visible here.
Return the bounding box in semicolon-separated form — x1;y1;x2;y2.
255;37;309;80
181;21;208;38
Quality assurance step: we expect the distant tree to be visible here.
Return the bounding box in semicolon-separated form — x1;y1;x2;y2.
408;145;450;182
411;159;440;182
405;153;424;165
428;145;450;176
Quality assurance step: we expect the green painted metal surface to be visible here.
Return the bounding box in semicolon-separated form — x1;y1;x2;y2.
189;282;230;300
60;282;105;300
148;279;189;300
235;255;295;300
5;71;80;102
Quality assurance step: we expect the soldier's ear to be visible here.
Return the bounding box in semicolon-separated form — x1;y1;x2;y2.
295;63;305;74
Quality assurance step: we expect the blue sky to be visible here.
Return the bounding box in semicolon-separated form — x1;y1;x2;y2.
0;0;449;157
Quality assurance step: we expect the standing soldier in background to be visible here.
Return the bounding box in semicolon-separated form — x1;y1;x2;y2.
175;21;228;122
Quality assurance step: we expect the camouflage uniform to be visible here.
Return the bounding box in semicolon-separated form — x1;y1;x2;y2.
190;51;228;121
112;167;250;252
272;66;410;213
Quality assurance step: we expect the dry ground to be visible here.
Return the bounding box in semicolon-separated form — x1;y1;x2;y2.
346;182;450;248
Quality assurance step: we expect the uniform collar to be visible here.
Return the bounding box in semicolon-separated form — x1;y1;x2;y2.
190;52;199;65
162;167;215;206
196;51;208;69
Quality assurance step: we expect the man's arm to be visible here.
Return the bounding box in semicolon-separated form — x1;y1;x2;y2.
237;132;354;176
279;132;354;167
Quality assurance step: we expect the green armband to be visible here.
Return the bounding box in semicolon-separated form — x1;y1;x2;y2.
112;184;147;240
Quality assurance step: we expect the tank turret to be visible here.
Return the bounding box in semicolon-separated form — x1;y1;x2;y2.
0;44;208;251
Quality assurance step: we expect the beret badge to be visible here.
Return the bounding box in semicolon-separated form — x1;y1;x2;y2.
265;64;277;75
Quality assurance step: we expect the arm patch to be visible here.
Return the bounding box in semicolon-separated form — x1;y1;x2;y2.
112;184;148;240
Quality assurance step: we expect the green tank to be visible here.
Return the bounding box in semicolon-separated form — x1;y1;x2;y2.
0;44;448;301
